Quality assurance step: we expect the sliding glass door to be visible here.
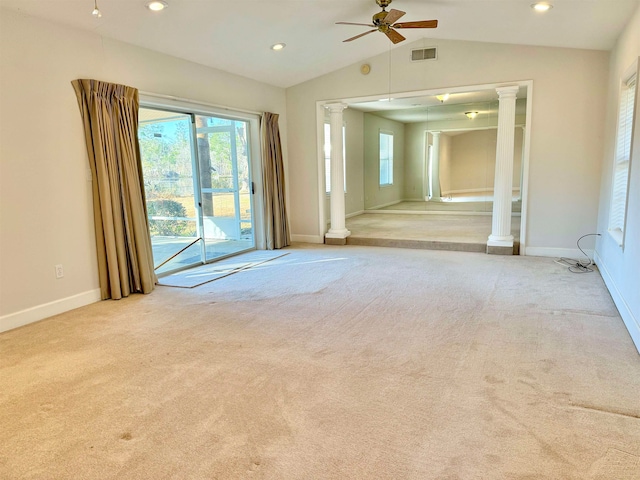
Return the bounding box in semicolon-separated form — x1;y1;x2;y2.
195;115;253;262
138;107;256;275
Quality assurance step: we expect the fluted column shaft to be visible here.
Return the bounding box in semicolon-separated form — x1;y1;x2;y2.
488;86;518;249
429;131;442;200
324;103;350;240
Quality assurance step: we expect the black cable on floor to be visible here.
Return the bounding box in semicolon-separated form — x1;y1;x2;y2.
554;233;601;273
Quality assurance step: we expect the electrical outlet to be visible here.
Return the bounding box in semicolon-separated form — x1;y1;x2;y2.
55;264;64;279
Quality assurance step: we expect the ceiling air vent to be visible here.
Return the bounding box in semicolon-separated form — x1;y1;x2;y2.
411;47;437;62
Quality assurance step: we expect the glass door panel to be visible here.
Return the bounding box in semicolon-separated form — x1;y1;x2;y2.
195;115;254;262
139;108;202;275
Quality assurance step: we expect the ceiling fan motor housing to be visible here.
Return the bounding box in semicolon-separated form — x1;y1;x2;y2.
373;11;389;26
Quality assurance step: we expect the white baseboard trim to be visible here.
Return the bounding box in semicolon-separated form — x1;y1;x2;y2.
291;234;324;244
595;252;640;354
441;187;521;195
346;210;365;219
0;289;102;334
367;200;402;210
524;247;594;260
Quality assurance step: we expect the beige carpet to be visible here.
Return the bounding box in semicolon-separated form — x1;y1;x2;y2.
1;244;639;479
158;251;289;288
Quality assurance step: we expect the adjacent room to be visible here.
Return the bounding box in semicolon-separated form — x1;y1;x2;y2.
1;0;639;478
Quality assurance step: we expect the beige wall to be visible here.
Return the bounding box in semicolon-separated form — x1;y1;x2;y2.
286;38;609;248
403;124;426;200
443;128;523;193
595;3;640;351
0;10;287;323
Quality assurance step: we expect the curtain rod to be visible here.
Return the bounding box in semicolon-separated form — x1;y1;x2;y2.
139;90;263;117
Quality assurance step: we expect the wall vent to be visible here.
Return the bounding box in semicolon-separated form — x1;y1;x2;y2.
411;47;437;62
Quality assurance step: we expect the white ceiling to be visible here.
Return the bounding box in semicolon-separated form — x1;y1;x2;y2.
2;0;638;88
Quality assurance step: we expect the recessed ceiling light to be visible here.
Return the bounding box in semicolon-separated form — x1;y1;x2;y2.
271;43;286;51
531;2;553;12
146;1;168;12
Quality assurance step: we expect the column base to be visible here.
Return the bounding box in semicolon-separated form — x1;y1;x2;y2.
487;235;514;255
325;229;351;245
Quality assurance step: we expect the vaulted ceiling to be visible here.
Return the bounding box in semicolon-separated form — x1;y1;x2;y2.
2;0;638;88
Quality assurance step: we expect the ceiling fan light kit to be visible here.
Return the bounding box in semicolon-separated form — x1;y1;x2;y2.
91;0;102;17
337;0;438;44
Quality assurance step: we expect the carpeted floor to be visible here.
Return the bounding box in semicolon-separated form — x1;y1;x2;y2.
1;244;639;479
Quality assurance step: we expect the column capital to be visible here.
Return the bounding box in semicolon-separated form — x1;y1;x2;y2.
324;103;348;113
496;85;519;99
430;130;441;137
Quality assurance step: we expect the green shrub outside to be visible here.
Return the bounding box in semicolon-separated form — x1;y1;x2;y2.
147;199;196;237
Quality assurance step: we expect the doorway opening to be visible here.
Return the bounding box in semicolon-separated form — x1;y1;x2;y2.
139;106;261;275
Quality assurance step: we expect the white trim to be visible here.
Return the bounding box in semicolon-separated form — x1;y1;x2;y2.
441;187;521;195
0;289;102;334
365;209;494;216
316;103;328;238
367;200;403;210
291;234;324;244
519;82;534;256
139;91;262;117
346;210;365;219
595;251;640;353
524;247;594;259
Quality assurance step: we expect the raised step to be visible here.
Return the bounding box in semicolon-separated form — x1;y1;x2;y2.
346;236;520;255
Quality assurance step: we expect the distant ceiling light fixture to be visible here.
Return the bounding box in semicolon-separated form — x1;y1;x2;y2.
271;43;286;51
436;93;450;103
465;111;479;119
531;2;553;12
91;0;102;17
146;1;168;12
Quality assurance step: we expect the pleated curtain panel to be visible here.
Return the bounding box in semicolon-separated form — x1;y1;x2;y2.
72;79;157;300
261;112;291;250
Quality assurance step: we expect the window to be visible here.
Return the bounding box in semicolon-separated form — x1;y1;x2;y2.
379;131;394;186
608;72;637;246
324;123;346;194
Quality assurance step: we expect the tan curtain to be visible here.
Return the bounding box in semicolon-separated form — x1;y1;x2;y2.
261;112;290;249
71;79;156;300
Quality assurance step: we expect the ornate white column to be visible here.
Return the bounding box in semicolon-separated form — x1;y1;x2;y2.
488;86;519;254
429;131;442;200
324;103;351;244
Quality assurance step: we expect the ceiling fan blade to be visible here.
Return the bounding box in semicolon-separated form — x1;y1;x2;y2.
343;29;378;42
385;28;406;44
382;9;406;25
393;20;438;29
336;22;376;27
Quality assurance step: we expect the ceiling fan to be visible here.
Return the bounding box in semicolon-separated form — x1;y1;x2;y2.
336;0;438;44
